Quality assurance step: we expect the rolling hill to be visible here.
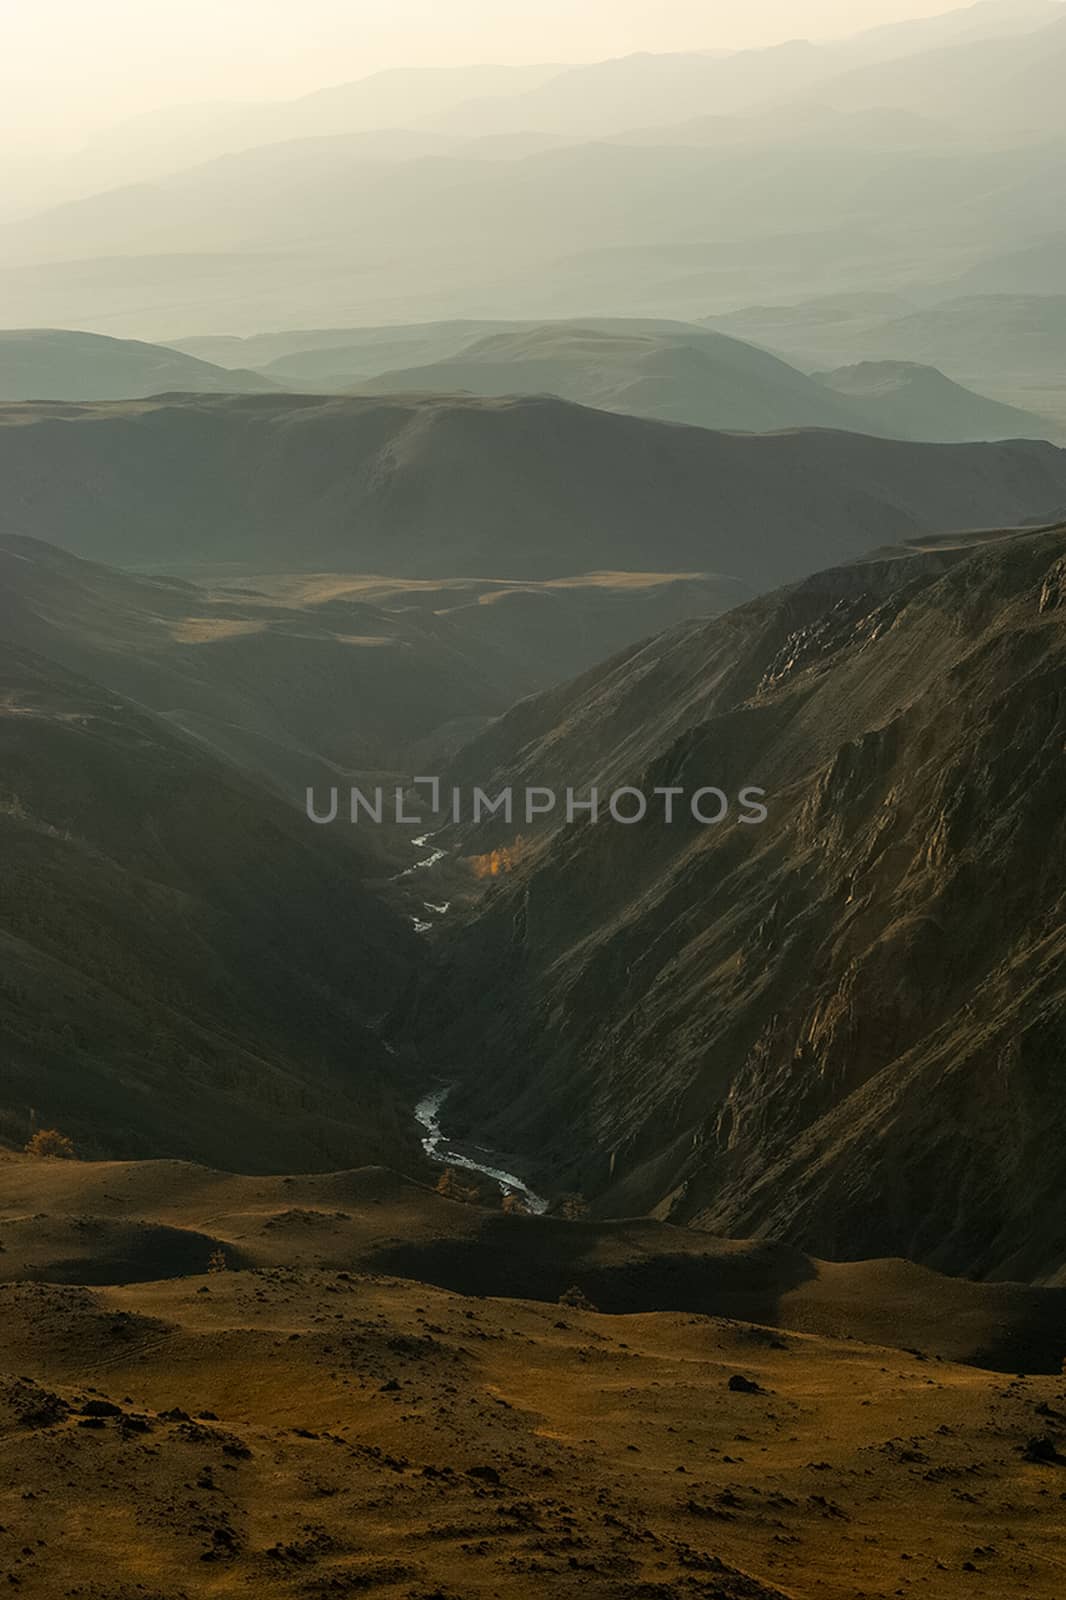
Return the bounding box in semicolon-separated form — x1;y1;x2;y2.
708;293;1066;432
411;523;1066;1283
352;321;1053;442
0;328;277;400
814;359;1052;441
3;392;1066;589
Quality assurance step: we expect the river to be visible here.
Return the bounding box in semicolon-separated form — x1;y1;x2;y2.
414;1085;548;1214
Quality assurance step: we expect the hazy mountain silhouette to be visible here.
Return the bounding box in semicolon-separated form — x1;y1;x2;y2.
0;328;278;400
5;8;1066;336
350;321;1054;441
710;293;1066;433
814;359;1051;441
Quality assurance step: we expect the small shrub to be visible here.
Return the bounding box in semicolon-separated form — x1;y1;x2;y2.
501;1192;529;1216
558;1193;591;1221
558;1284;597;1312
207;1248;229;1274
24;1128;76;1160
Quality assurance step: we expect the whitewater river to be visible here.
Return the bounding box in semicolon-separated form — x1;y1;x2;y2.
414;1085;548;1214
405;832;548;1213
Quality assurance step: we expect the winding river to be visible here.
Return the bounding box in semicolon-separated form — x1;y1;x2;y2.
414;1085;548;1214
405;832;547;1212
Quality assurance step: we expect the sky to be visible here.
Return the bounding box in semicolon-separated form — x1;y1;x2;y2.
0;0;1007;148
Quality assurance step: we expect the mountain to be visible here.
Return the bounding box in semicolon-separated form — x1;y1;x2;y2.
412;524;1066;1283
428;4;1066;141
814;359;1053;441
6;82;1066;338
0;534;746;787
170;319;525;373
813;11;1066;138
0;640;419;1171
12;64;566;212
3;392;1066;588
0;328;277;400
353;321;1056;442
351;323;861;432
708;293;1066;431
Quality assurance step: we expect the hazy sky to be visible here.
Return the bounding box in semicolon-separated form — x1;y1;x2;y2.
0;0;1021;147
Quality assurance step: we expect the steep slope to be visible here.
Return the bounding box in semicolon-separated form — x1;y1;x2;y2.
0;642;418;1170
414;525;1066;1283
815;360;1053;442
3;393;1066;588
0;328;277;400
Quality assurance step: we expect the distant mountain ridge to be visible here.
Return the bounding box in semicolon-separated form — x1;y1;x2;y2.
347;320;1054;442
3;392;1066;588
0;328;278;400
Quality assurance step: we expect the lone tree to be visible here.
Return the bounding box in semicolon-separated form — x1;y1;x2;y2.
24;1128;76;1160
558;1284;598;1312
435;1167;482;1205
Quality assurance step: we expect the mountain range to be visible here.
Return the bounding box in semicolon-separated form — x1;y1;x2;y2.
347;322;1054;442
5;322;1051;444
4;391;1066;587
4;4;1066;336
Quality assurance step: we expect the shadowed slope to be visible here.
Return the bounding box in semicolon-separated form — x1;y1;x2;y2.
415;525;1066;1282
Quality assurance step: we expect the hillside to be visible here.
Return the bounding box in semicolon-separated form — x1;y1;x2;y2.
815;359;1052;442
3;392;1066;588
709;293;1066;433
0;328;277;400
411;524;1066;1283
1;1156;1065;1596
0;536;746;785
3;1156;1064;1369
354;321;1054;442
353;323;861;432
0;642;419;1170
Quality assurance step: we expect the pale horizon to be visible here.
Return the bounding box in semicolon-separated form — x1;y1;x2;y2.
3;0;1057;152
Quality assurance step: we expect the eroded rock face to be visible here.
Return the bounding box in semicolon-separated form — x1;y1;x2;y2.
1039;554;1066;613
419;526;1066;1281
